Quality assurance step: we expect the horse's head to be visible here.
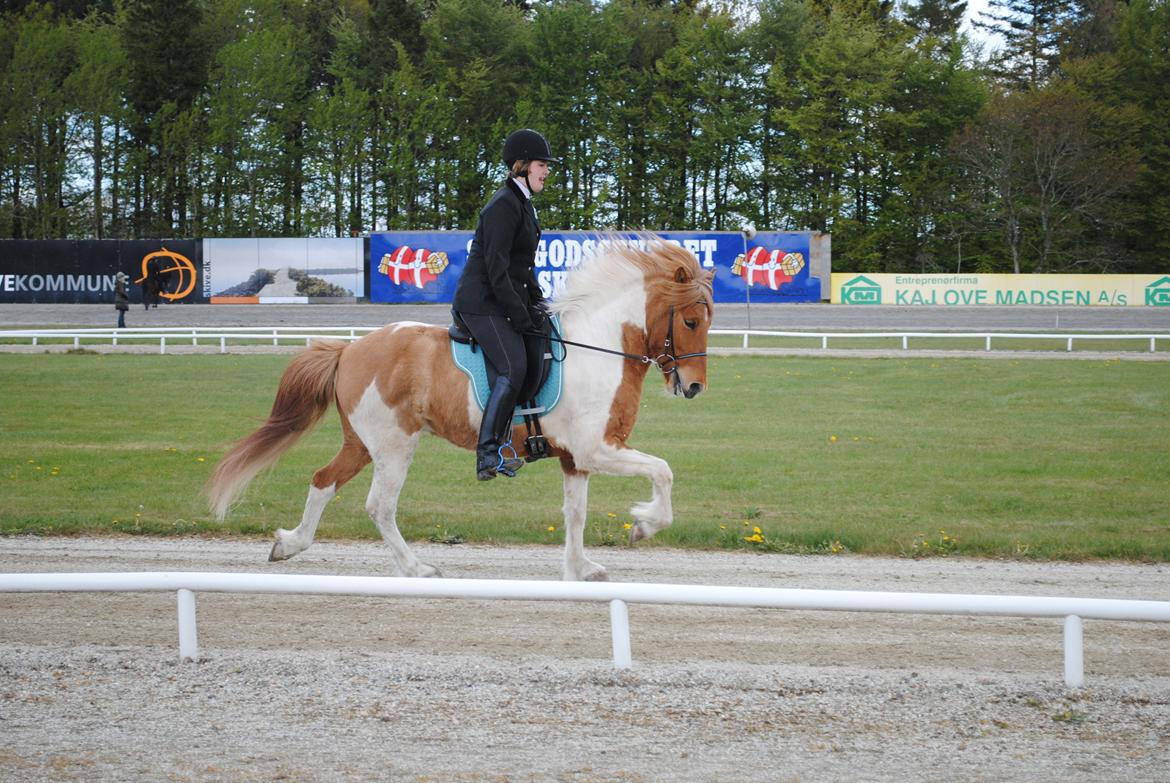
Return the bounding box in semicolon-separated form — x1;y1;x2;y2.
644;244;715;399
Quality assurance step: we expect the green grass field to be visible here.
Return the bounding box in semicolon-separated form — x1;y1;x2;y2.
1;352;1167;561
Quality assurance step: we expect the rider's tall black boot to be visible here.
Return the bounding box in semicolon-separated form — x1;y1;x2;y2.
475;376;525;481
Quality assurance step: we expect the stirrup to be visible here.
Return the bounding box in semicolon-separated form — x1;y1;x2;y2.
496;440;524;478
524;434;549;463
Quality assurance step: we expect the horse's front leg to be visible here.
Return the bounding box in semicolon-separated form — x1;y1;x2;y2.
561;466;609;582
583;444;674;544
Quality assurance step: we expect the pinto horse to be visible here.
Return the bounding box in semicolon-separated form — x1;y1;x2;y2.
206;240;714;581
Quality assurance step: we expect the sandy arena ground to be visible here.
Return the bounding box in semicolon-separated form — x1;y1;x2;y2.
1;536;1168;782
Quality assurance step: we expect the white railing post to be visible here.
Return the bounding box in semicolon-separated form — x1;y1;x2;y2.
901;335;908;350
159;336;166;355
742;332;749;349
1067;337;1074;352
985;336;992;351
220;337;226;353
177;588;199;662
1063;615;1084;688
610;599;632;669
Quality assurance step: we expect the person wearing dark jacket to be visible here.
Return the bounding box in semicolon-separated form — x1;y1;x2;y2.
114;271;130;328
452;128;557;481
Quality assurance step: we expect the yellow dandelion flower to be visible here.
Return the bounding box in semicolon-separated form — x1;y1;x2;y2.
829;435;838;443
623;523;632;530
195;457;206;463
753;526;762;535
607;512;617;518
547;526;556;532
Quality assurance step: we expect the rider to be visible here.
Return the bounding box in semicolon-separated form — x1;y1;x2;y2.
452;128;557;481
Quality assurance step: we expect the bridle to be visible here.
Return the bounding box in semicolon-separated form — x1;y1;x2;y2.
534;305;708;378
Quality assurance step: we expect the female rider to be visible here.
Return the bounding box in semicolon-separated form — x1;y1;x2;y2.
452;129;557;480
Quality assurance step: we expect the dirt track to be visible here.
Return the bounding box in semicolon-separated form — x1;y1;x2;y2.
1;536;1168;782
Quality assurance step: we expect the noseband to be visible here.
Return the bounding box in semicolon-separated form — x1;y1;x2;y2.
535;306;708;376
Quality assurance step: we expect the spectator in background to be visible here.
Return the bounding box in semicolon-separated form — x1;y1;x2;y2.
114;271;130;328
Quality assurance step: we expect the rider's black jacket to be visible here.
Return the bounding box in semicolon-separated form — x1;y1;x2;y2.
452;178;544;333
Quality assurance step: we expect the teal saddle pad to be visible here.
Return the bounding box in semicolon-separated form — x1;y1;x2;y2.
450;314;566;425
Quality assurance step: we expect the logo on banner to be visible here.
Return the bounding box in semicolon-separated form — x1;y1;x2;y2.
841;275;882;305
378;246;450;290
1145;277;1170;306
731;247;805;290
136;247;197;301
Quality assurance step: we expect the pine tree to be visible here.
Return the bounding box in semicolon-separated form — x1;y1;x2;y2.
904;0;968;43
974;0;1073;88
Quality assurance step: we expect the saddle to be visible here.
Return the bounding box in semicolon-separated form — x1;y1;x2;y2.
448;313;565;462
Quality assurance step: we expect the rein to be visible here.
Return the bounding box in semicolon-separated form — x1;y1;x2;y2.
532;306;707;375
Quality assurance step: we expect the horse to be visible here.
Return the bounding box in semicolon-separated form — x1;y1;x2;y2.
206;239;714;581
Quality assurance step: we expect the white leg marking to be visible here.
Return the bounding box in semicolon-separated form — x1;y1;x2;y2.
348;384;438;577
581;444;674;543
366;453;438;578
270;483;335;561
562;471;608;582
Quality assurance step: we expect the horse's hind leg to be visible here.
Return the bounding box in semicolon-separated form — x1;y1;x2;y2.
365;429;439;577
270;431;370;562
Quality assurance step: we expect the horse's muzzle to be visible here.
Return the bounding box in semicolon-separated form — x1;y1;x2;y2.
682;381;704;399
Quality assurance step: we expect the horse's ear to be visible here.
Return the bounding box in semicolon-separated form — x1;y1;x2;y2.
703;269;715;284
674;266;692;284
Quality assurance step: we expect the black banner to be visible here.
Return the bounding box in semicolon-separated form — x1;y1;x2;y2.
0;240;206;304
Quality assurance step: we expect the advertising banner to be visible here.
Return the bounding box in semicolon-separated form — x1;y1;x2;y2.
204;238;364;303
831;273;1170;307
370;230;825;304
0;240;204;304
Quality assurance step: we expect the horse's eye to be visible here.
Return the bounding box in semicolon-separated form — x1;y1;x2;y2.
683;319;697;330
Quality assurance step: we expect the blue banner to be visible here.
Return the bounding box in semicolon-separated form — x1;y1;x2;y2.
369;230;822;304
725;231;822;303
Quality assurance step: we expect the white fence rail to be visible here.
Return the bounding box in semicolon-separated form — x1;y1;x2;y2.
1;326;1167;354
3;571;1169;687
713;329;1169;353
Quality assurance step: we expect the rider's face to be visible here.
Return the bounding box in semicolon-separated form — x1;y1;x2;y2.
527;160;550;194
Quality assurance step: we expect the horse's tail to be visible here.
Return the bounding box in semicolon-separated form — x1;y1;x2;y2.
206;340;347;520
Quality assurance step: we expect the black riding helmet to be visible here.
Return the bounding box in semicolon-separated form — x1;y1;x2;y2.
503;129;560;167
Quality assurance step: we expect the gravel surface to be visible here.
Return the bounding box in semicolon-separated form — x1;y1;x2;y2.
2;536;1168;782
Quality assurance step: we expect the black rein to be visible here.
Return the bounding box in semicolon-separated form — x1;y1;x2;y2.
531;306;707;374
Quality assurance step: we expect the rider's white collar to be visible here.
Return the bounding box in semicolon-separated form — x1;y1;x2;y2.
511;177;532;199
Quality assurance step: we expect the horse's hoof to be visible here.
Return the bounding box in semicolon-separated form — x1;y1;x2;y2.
268;540;291;561
584;569;610;582
629;524;646;544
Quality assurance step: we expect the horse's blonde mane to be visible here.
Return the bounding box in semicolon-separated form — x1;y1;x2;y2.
550;235;713;316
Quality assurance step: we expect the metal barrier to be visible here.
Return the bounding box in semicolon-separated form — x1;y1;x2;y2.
0;326;1166;354
2;571;1168;687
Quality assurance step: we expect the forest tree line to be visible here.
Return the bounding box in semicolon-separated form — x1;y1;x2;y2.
1;0;1167;273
